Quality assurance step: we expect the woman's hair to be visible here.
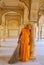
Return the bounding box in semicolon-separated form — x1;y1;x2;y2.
24;24;32;29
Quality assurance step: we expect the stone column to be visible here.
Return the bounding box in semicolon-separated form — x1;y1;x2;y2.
30;22;36;58
2;14;6;41
0;14;2;25
38;26;42;40
24;7;29;23
0;14;4;42
30;0;39;21
0;26;3;42
40;27;42;39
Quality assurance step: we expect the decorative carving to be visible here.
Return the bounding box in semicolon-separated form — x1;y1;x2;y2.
20;0;31;20
0;1;6;8
20;0;31;9
39;5;44;15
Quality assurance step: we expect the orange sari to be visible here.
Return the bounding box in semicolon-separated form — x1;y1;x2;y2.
20;28;31;61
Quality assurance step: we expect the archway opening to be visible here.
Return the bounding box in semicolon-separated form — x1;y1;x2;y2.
2;11;22;41
39;15;44;40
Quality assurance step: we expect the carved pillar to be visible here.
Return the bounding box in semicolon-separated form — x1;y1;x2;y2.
24;7;29;23
2;13;6;41
19;1;29;24
0;14;2;25
40;27;42;39
38;26;42;40
0;13;4;42
29;22;35;57
38;26;40;40
38;14;41;40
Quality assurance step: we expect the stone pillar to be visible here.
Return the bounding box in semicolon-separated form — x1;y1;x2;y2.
38;26;42;40
19;1;29;24
38;27;40;40
2;14;6;41
30;0;39;21
0;26;3;42
30;22;36;58
40;27;42;39
0;14;2;25
0;14;4;42
24;7;29;23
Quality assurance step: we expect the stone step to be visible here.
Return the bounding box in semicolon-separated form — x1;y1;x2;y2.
0;38;18;57
1;39;44;47
4;38;18;42
0;44;18;57
1;38;18;47
0;46;44;57
0;39;44;57
1;41;18;47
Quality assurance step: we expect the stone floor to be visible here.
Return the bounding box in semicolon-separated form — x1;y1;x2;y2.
0;55;44;65
0;38;44;65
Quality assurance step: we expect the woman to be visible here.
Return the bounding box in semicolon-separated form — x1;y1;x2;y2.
19;24;31;61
